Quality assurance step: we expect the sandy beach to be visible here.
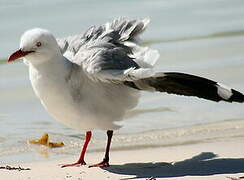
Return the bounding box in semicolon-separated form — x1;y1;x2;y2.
1;1;244;180
1;135;244;180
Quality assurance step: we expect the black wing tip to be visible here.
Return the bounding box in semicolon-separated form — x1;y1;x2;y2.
229;89;244;103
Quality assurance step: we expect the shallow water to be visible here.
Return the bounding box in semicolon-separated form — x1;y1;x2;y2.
1;0;244;164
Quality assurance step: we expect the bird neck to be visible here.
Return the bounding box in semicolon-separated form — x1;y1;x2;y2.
28;53;70;79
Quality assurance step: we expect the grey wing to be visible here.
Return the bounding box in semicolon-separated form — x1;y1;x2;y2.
57;17;160;82
56;18;244;103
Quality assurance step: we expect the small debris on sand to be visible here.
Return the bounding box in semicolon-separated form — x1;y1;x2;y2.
0;165;31;171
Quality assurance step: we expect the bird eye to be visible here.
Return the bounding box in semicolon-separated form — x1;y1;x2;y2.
36;42;42;47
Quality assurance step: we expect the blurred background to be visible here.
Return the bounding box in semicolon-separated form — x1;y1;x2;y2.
1;0;244;164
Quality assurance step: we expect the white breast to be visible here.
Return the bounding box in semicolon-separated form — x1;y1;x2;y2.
29;65;84;129
28;64;140;131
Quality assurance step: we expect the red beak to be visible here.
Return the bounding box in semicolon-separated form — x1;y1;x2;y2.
8;49;34;62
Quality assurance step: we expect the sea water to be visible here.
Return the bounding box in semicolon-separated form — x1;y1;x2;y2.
1;0;244;164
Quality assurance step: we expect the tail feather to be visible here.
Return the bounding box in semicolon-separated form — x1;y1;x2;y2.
125;72;244;103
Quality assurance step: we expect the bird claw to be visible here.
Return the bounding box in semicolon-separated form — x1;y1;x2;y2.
88;160;110;168
60;161;86;168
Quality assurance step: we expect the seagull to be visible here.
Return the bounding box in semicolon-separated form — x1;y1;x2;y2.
8;18;244;168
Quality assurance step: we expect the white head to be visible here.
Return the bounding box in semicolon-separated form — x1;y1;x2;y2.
8;28;61;65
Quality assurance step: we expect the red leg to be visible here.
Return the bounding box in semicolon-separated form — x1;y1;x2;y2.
89;130;113;168
61;131;92;168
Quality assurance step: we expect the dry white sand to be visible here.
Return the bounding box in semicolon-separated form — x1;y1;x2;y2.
1;137;244;180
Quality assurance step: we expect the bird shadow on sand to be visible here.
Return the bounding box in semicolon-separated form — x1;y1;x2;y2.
103;152;244;179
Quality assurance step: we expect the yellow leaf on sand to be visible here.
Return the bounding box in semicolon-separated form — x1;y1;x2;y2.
48;142;65;148
29;133;49;145
29;133;64;148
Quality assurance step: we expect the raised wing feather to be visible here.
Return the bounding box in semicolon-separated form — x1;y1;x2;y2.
57;17;159;82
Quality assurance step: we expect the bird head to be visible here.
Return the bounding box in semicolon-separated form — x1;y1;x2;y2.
8;28;61;65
